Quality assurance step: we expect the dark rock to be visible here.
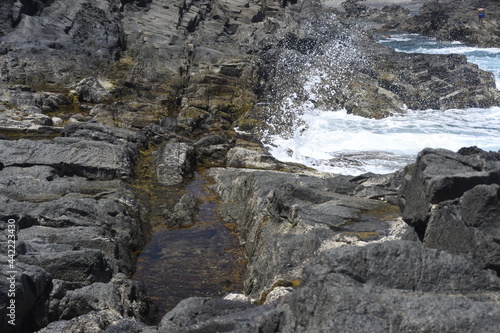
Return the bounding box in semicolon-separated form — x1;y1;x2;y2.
399;147;500;272
62;122;138;144
151;240;500;332
166;192;199;228
399;0;500;47
158;297;255;331
20;249;112;285
39;310;152;333
49;276;154;322
279;241;500;332
399;147;500;236
0;137;137;180
423;183;500;273
0;0;124;85
209;167;406;299
0;257;52;333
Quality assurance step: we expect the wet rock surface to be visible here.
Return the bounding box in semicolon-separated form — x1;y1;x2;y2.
0;0;499;332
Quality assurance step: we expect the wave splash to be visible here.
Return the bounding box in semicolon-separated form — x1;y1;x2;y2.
265;34;500;176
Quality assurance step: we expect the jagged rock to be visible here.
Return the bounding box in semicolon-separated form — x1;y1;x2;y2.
166;192;199;228
0;257;52;333
39;310;153;333
157;297;257;331
49;276;154;322
151;240;500;332
399;147;500;272
75;77;112;104
399;147;500;233
208;167;405;299
278;240;500;332
424;183;500;273
0;124;154;332
0;137;137;180
155;140;195;185
398;0;500;47
0;0;124;85
62;122;138;144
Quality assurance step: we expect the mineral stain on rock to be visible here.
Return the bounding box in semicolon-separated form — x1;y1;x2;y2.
133;172;246;323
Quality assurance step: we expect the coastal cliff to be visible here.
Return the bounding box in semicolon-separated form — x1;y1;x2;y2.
0;0;499;332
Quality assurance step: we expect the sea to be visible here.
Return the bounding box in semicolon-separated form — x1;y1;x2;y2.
265;33;500;175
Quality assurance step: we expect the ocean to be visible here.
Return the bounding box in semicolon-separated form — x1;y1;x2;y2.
265;33;500;175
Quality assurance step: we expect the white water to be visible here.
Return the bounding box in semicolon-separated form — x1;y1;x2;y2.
266;34;500;175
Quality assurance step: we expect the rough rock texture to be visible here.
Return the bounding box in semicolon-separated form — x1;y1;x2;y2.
0;0;124;85
0;124;155;333
155;140;195;186
0;0;499;331
208;167;404;299
0;258;52;333
132;241;500;333
399;0;500;47
399;147;500;273
279;241;500;332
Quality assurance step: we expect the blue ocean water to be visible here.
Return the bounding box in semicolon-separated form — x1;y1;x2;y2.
267;34;500;175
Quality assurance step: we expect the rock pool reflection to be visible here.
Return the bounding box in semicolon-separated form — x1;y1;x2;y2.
133;172;246;323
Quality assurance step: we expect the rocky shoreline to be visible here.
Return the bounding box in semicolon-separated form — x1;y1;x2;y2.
0;0;499;332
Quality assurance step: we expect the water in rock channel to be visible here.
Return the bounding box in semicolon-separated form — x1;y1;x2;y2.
132;171;246;323
266;34;500;175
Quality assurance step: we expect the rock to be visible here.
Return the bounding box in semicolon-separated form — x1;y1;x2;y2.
19;248;112;285
49;276;154;322
399;147;500;273
423;184;500;273
263;286;293;304
0;257;52;333
398;0;500;47
39;310;153;333
62;122;138;144
208;167;405;299
398;147;500;235
166;192;199;228
151;240;500;332
155;140;195;185
0;0;125;85
0;137;137;180
0;124;154;331
279;240;500;332
157;297;257;331
75;77;112;104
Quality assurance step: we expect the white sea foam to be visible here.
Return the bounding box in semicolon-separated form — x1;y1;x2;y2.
266;34;500;175
266;107;500;175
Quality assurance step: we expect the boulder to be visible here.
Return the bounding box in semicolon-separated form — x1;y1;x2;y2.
39;310;152;333
75;77;112;104
399;147;500;272
0;137;137;180
279;241;500;332
155;140;195;186
49;276;154;322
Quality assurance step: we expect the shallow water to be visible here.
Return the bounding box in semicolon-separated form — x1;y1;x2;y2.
133;172;245;323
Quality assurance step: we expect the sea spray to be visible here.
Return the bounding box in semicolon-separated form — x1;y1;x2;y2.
265;33;500;175
258;17;370;143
